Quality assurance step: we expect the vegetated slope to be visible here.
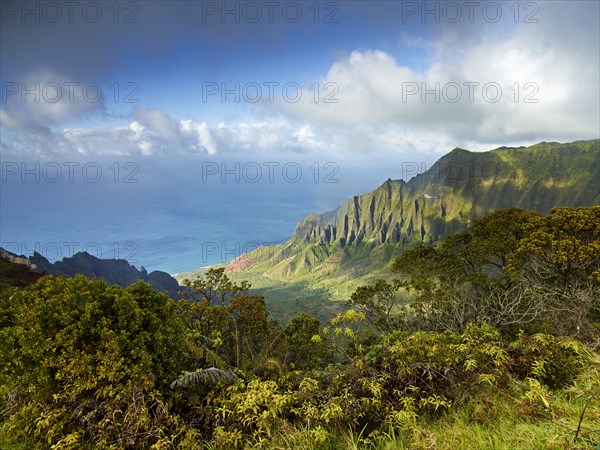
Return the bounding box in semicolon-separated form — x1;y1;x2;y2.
224;140;600;305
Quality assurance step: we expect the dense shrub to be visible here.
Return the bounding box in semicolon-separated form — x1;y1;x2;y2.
0;207;598;448
0;275;189;448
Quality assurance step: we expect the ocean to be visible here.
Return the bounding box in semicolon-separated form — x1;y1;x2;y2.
0;153;435;274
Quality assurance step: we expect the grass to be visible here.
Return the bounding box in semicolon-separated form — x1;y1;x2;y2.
250;371;600;450
3;385;598;449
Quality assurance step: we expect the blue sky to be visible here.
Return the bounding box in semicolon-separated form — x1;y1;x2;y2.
2;0;598;162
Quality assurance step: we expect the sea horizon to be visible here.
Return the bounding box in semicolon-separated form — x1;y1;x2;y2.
1;153;439;274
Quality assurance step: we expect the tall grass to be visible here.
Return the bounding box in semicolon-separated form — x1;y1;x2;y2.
256;373;600;450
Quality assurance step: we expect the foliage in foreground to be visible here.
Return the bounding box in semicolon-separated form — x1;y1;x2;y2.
0;206;599;449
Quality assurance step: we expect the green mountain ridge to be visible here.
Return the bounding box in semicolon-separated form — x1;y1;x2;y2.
294;140;598;246
178;140;599;321
0;248;182;299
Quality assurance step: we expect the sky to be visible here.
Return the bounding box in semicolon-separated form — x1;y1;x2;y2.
0;1;599;272
1;0;598;161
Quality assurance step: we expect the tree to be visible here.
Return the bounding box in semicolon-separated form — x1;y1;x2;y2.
347;279;405;332
0;275;190;447
179;268;277;371
390;240;484;332
228;293;276;370
389;209;559;333
182;267;250;306
283;313;329;369
508;206;600;339
468;208;540;270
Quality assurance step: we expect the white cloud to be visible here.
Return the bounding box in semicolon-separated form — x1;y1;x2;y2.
1;118;331;158
1;1;597;159
1;68;105;130
133;108;180;142
275;2;599;147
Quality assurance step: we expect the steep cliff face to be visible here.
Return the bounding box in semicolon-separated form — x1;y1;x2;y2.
230;140;599;291
292;178;460;248
291;140;600;250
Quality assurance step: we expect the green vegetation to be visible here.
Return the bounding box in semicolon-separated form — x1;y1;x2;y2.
1;206;599;449
217;140;599;321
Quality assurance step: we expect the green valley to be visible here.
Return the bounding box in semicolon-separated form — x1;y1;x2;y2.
178;140;600;322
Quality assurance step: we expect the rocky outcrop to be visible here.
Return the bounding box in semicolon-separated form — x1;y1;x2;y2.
225;254;255;273
0;247;36;269
0;248;44;287
25;251;181;298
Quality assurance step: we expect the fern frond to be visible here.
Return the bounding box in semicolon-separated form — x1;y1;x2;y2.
184;341;228;369
200;347;228;369
170;367;238;389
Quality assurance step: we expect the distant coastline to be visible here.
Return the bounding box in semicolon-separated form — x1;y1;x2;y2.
172;264;222;283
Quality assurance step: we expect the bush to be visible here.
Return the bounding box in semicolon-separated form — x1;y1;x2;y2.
0;275;189;448
508;331;591;388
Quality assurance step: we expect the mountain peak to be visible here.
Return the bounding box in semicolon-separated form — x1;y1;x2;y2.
7;250;182;299
237;140;600;299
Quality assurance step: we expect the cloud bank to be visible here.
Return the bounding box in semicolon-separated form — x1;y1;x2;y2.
1;1;598;158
